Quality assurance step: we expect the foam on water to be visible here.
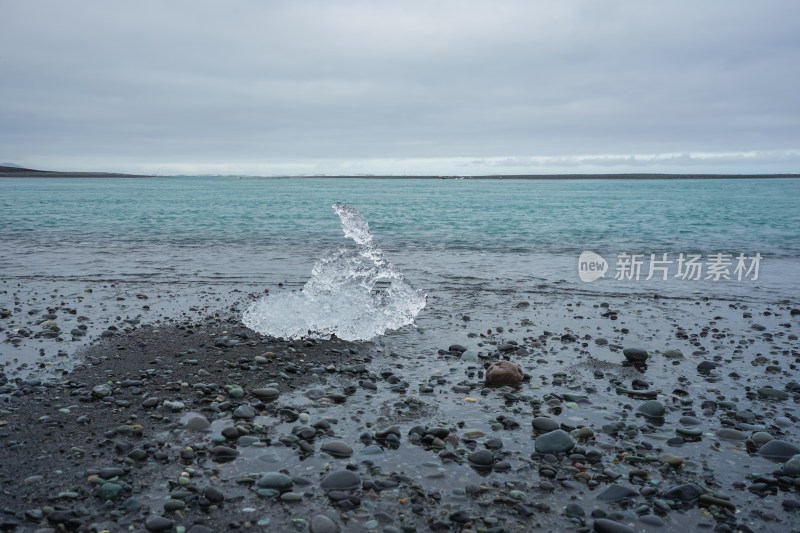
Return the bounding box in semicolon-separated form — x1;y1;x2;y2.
242;202;426;340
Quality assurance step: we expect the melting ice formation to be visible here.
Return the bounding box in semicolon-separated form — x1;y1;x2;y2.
243;202;426;341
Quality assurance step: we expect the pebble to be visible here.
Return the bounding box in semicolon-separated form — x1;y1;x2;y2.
784;454;800;476
662;483;703;502
257;472;293;491
310;514;340;533
637;400;665;418
638;515;665;526
163;499;185;511
92;384;113;398
232;403;256;419
320;441;354;458
185;416;210;431
622;347;648;362
758;387;789;400
163;401;185;412
467;449;494;467
253;387;280;400
144;515;173;532
485;361;523;386
534;429;575;454
758;440;800;461
717;428;747;441
594;518;637;533
531;417;560;433
320;470;361;491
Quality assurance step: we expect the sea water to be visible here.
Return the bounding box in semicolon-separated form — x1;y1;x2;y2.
2;176;798;303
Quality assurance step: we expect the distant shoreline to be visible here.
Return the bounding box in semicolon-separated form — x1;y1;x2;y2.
1;165;798;180
0;166;154;178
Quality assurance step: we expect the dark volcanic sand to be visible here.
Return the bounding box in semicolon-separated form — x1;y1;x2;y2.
2;300;800;533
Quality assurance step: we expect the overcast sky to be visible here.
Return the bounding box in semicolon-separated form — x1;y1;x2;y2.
1;1;799;175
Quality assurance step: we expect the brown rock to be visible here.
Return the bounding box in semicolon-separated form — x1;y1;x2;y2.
485;361;524;386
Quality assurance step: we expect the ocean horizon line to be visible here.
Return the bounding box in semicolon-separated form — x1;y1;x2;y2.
2;165;799;180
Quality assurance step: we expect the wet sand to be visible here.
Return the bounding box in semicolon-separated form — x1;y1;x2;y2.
1;287;799;532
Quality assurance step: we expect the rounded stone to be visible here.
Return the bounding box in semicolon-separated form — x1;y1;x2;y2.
637;400;665;418
232;404;256;419
716;428;747;441
92;384;113;398
759;440;800;461
144;515;173;532
532;417;560;433
485;361;524;386
467;449;495;467
253;387;280;400
571;427;594;440
163;499;185;511
320;470;361;491
321;441;354;458
758;387;789;400
185;416;211;431
534;429;576;455
258;472;293;491
752;431;774;445
662;349;683;358
204;486;225;503
99;483;122;499
622;348;648;362
310;514;340;533
594;518;637;533
783;454;800;476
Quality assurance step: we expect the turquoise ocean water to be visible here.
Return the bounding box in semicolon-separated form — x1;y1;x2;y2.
1;177;798;303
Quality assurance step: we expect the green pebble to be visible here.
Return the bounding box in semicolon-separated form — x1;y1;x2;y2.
225;385;245;398
509;490;526;500
164;499;185;511
676;427;702;437
280;492;302;502
99;483;122;499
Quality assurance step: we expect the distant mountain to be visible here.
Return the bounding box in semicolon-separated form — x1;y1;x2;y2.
0;165;153;178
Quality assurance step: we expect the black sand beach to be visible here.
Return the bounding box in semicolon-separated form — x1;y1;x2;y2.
2;288;800;533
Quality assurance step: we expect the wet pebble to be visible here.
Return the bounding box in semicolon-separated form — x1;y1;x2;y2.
485;361;523;386
534;429;575;454
758;440;800;461
144;515;173;532
320;470;361;491
258;472;293;490
622;347;648;362
185;415;210;431
532;417;560;433
594;517;637;533
232;403;255;419
637;400;665;418
321;441;354;458
310;514;340;533
467;449;494;467
717;428;747;441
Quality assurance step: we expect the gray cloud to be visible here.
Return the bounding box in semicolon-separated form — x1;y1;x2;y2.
1;0;799;174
